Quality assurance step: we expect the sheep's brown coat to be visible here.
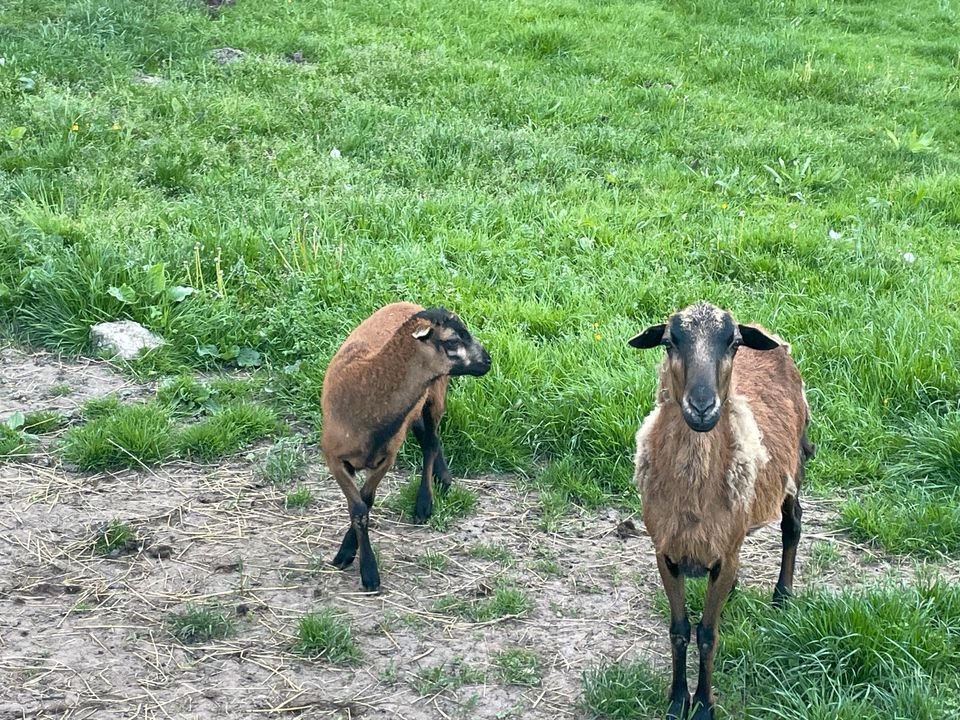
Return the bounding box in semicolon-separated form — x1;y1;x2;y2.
635;334;807;570
630;306;811;720
322;301;447;486
321;301;490;592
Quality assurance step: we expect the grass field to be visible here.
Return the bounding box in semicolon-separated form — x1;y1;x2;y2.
1;0;960;716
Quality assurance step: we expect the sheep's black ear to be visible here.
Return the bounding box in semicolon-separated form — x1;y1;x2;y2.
627;324;666;349
412;324;433;340
738;324;780;351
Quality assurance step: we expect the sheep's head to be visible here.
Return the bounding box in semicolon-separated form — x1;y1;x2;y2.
628;302;779;432
411;307;492;377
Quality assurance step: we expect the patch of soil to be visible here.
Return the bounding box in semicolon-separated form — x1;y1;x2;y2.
0;345;149;423
0;348;955;719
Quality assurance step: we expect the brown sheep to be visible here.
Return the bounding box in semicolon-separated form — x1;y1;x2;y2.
628;301;814;720
321;302;491;592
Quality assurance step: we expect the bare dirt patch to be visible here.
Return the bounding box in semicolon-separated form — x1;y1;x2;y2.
0;348;954;719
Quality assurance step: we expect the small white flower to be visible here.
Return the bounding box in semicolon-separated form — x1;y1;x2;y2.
0;58;5;66
789;222;798;230
902;252;916;263
343;183;353;191
329;147;341;159
828;229;841;240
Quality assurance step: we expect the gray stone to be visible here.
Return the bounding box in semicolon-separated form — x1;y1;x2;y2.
210;47;245;64
90;321;163;360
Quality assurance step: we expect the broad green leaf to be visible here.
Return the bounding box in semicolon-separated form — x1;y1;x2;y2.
236;347;262;368
5;411;25;431
143;263;166;295
167;286;195;302
108;284;137;304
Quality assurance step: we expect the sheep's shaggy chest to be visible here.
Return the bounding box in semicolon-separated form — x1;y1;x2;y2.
634;397;770;565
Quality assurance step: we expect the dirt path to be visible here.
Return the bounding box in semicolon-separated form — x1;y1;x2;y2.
0;346;953;719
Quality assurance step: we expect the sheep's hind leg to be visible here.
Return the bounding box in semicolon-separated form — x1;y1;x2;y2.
330;461;361;569
773;493;802;608
691;557;739;720
657;554;691;720
411;411;441;523
354;464;389;592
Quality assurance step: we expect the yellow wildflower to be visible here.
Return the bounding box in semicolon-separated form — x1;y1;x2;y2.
720;202;728;209
70;123;79;132
111;122;120;130
594;333;602;341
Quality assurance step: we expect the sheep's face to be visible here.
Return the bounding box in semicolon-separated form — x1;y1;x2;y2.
412;308;492;377
628;302;780;433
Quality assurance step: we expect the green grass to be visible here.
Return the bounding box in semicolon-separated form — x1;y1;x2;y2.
1;0;959;557
585;579;960;719
284;485;313;508
435;584;533;622
415;550;448;572
0;424;31;459
260;437;307;485
468;542;514;565
168;604;236;645
176;400;280;462
413;658;484;695
384;476;477;530
92;519;138;555
62;395;281;469
493;648;543;687
79;395;122;421
61;401;174;469
292;610;361;664
21;409;64;433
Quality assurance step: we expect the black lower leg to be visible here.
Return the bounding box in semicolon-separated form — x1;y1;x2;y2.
331;526;358;569
412;415;439;523
691;623;715;719
352;504;380;591
774;495;802;607
433;446;452;492
667;616;692;719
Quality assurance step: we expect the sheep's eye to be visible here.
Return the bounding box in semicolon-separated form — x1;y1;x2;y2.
442;339;460;351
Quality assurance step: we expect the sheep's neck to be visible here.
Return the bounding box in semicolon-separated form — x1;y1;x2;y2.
660;401;734;490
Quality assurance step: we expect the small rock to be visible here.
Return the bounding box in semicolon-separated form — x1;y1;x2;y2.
615;519;641;539
90;321;163;360
132;73;165;86
286;50;304;64
145;544;173;559
211;47;245;64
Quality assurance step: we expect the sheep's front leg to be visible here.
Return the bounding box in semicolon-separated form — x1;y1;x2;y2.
691;557;739;720
657;554;691;720
411;411;441;523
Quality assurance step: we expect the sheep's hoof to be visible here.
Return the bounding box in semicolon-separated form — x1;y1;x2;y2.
413;495;433;524
332;527;358;569
665;694;690;720
360;564;381;593
690;701;713;720
331;554;355;570
772;585;791;608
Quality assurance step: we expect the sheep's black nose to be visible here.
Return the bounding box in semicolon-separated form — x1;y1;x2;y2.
688;393;717;417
